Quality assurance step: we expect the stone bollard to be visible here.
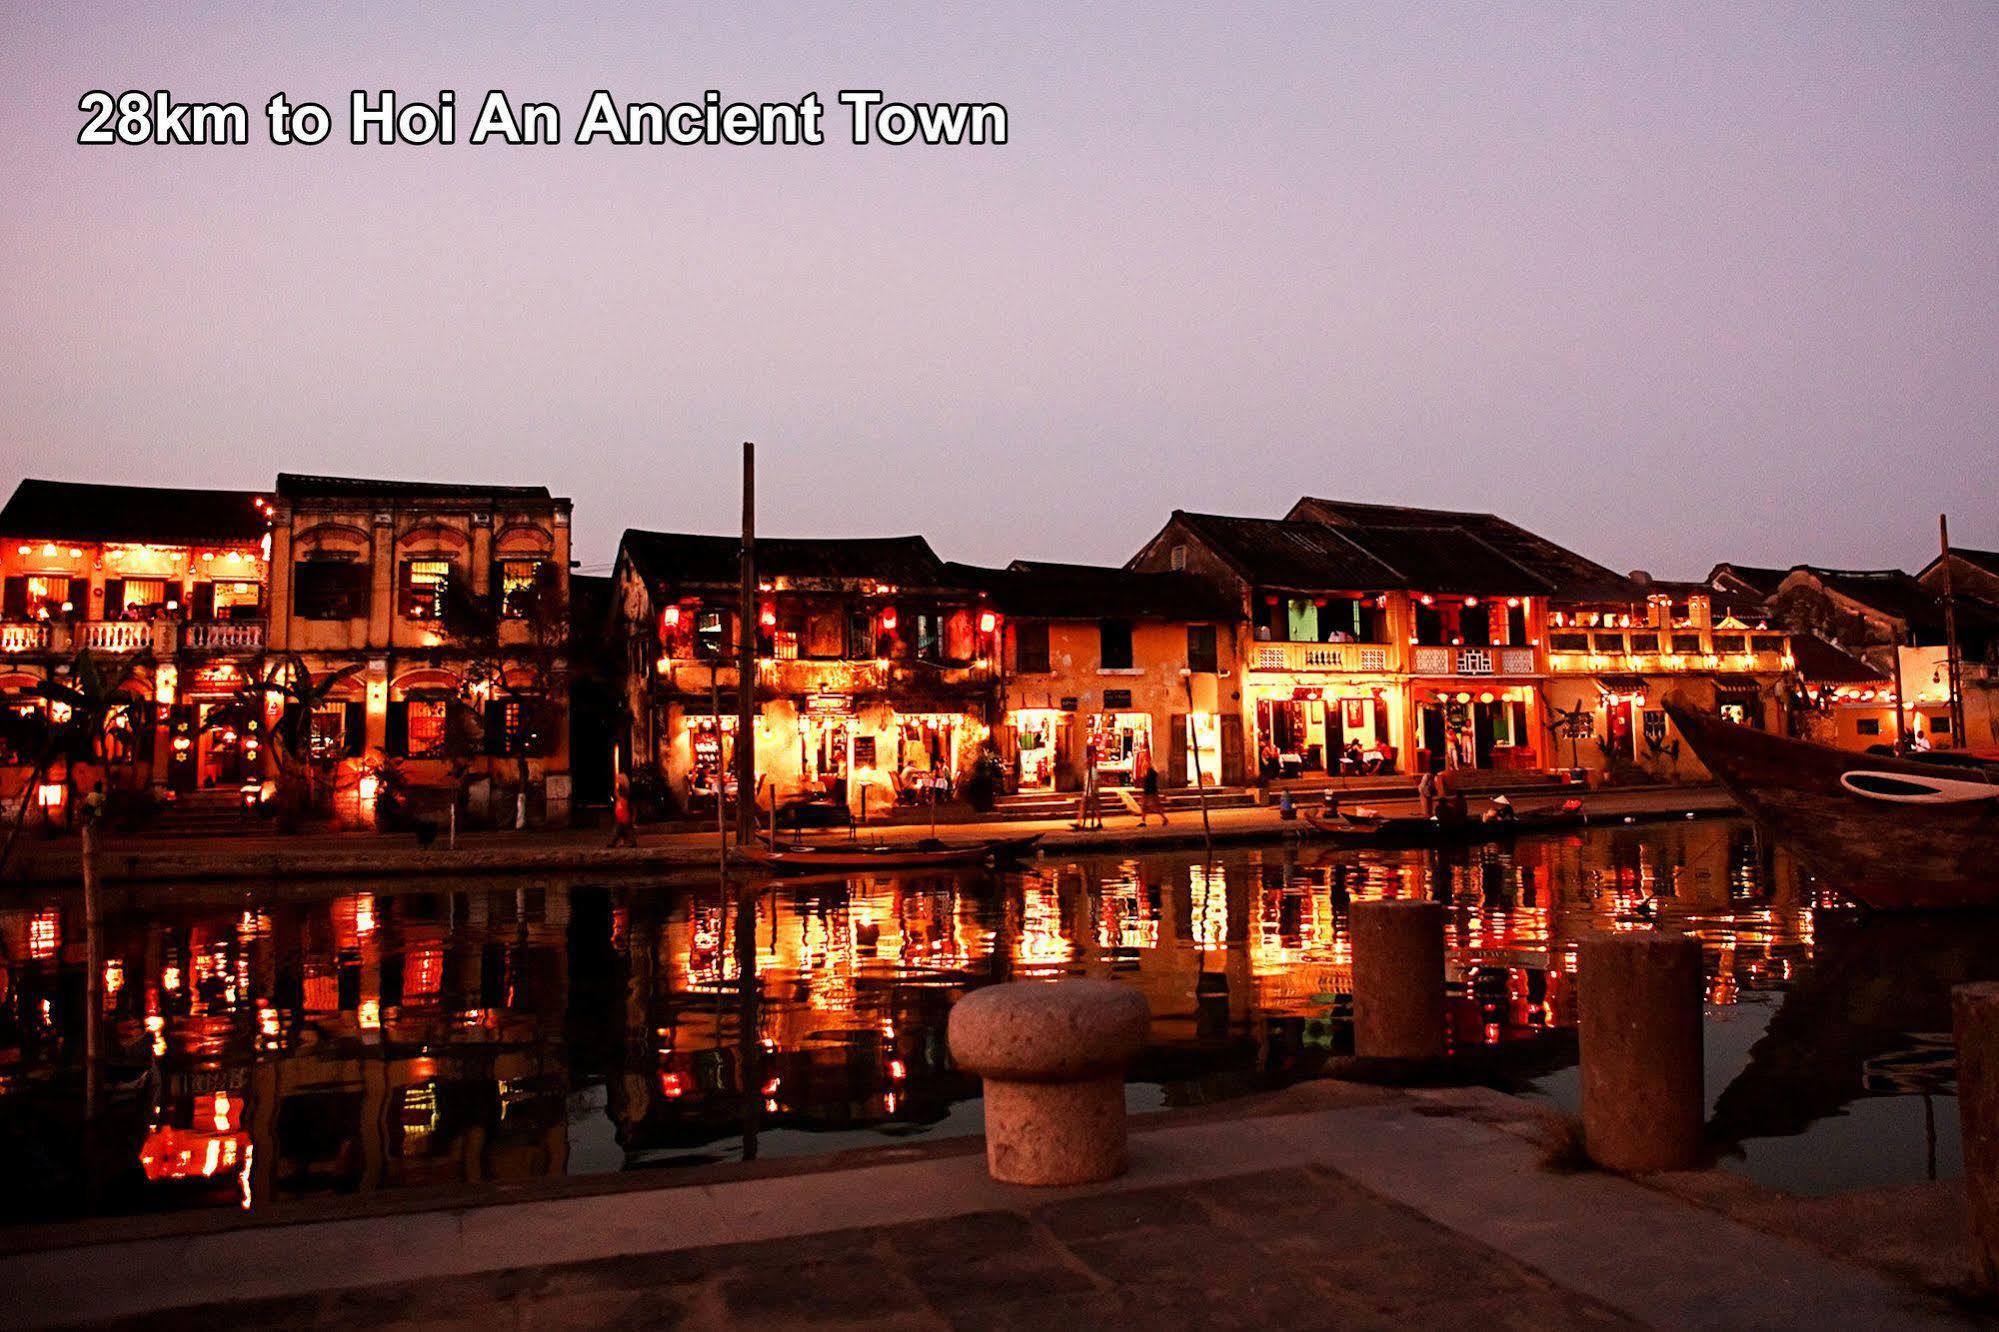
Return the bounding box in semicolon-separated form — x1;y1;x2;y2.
1351;899;1447;1061
1952;983;1999;1287
1578;931;1704;1173
947;980;1150;1186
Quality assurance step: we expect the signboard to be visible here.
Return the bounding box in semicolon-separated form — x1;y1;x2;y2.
804;692;853;716
1060;696;1079;712
852;735;877;767
1102;689;1134;710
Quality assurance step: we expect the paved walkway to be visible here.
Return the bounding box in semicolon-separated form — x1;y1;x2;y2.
1;1083;1964;1330
4;785;1739;888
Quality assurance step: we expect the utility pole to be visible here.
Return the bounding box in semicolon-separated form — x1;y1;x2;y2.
1181;669;1213;854
735;442;758;845
1941;514;1967;748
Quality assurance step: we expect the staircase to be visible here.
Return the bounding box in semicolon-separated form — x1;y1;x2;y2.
993;785;1258;820
150;787;262;837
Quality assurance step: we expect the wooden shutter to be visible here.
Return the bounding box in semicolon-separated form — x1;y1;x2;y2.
101;579;124;617
344;702;366;756
1169;713;1189;785
1;577;25;619
189;581;215;620
1219;714;1245;785
484;700;507;756
385;700;408;757
66;577;88;612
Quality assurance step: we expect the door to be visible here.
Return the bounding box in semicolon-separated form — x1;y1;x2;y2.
1219;714;1245;785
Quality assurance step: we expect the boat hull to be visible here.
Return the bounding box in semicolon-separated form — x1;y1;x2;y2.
745;834;1042;876
1665;703;1999;910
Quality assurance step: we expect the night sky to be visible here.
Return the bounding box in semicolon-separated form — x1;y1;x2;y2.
3;4;1994;578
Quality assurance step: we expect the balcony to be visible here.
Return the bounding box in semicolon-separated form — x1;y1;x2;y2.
1248;641;1393;674
1410;645;1538;677
180;620;265;653
77;620;165;654
0;622;52;654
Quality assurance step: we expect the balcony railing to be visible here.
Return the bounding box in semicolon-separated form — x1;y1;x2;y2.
181;620;265;653
0;622;52;654
1410;645;1538;676
75;621;158;654
1248;641;1392;674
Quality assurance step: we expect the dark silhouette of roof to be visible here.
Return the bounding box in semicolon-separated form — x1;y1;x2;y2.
1920;547;1999;583
1788;633;1887;684
947;560;1238;620
1288;497;1641;602
1164;511;1409;592
277;473;553;502
1631;577;1770;623
0;478;267;547
620;530;953;591
1707;562;1791;600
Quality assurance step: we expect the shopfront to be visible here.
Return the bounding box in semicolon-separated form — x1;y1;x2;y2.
1415;687;1536;771
688;714;737;802
1011;707;1065;790
895;713;961;798
1089;706;1152;783
1183;710;1222;786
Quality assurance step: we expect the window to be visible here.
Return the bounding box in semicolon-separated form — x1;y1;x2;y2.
1099;620;1134;671
1550;632;1589;653
117;578;169;615
1856;718;1881;736
804;605;845;659
1187;624;1219;674
211;580;262;620
310;703;348;759
294;561;367;620
695;609;729;658
492;698;544;756
1169;544;1188;571
499;560;543;619
1713;634;1747;654
405;698;448;758
1015;621;1051;674
1933;713;1952;735
399;559;451;620
1672;633;1703;654
1751;635;1785;654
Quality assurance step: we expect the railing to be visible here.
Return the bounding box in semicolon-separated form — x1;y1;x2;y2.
180;620;265;652
76;620;155;653
1248;641;1392;674
1547;647;1792;675
1410;645;1538;676
0;622;51;654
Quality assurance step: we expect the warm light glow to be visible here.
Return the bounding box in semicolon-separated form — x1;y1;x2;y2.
979;610;998;634
662;605;681;628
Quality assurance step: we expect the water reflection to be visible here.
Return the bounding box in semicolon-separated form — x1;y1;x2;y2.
0;819;1960;1222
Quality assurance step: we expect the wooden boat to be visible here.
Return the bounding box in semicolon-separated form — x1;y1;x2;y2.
1665;702;1999;910
743;833;1042;875
1302;806;1587;847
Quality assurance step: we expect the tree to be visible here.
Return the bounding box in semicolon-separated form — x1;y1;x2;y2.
0;651;145;877
235;653;367;822
447;561;570;827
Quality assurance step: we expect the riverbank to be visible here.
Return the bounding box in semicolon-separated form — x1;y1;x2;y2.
2;784;1741;887
0;1079;1966;1330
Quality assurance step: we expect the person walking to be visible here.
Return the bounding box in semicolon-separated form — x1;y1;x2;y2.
607;773;638;848
1417;765;1439;818
1133;743;1169;827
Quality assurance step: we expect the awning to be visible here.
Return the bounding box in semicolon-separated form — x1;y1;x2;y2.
1594;675;1648;693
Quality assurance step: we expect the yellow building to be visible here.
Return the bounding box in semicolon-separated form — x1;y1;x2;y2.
265;474;575;826
0;479;271;819
945;561;1242;790
613;530;998;817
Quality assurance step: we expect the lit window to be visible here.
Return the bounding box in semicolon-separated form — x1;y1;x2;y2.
310;703;347;759
400;560;451;620
406;699;448;757
499;560;542;619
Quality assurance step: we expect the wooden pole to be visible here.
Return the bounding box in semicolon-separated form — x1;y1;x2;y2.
82;818;103;1122
1184;672;1213;853
1941;515;1967;748
1890;623;1909;750
734;442;758;846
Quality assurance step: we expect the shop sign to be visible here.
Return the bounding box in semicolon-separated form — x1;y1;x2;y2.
1060;696;1079;712
189;662;243;692
804;692;853;716
1103;689;1133;710
852;735;878;767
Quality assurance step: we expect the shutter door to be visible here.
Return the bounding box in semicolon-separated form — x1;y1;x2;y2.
1169;713;1189;785
345;701;366;757
4;577;28;619
385;700;408;757
1219;714;1245;785
101;579;124;618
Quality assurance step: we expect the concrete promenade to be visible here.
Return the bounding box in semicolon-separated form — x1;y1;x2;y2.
0;1081;1971;1330
2;784;1740;888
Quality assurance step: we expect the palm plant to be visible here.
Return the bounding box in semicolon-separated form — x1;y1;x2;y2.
0;651;144;877
236;653;366;818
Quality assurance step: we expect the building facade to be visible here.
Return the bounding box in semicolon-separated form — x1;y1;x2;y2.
948;560;1243;790
613;531;999;816
266;474;575;825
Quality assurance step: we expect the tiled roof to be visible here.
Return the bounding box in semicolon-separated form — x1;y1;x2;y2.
1707;563;1790;599
1787;632;1887;684
0;478;267;547
947;560;1238;620
621;530;952;591
277;473;553;502
1167;512;1408;592
1287;497;1641;602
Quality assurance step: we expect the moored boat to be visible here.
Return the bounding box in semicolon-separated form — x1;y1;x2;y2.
1302;806;1587;847
744;833;1043;875
1665;702;1999;910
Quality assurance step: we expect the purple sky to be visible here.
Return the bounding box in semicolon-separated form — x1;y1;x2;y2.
3;4;1994;578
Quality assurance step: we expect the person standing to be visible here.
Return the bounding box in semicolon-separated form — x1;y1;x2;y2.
1134;743;1169;827
1417;765;1439;818
608;773;638;848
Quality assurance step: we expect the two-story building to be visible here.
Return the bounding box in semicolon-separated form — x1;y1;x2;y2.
0;479;273;814
266;474;575;825
945;560;1242;790
613;530;999;815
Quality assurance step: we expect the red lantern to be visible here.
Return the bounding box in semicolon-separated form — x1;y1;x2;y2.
880;607;898;631
759;605;777;629
978;610;998;634
661;605;681;630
